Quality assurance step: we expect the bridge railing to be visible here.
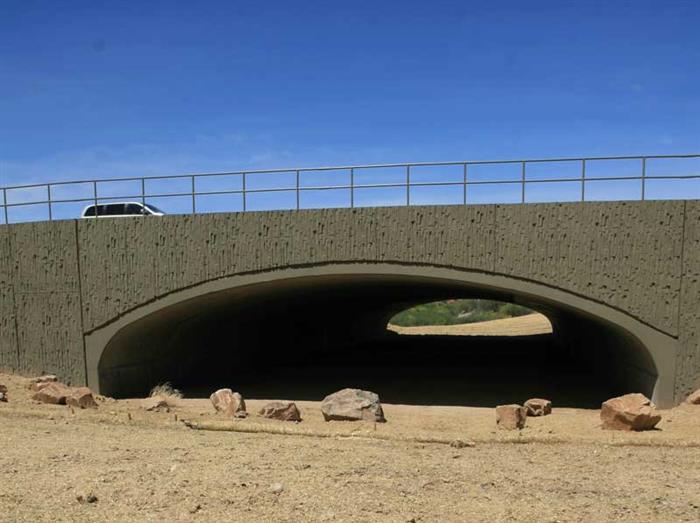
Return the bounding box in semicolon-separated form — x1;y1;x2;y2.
1;153;699;224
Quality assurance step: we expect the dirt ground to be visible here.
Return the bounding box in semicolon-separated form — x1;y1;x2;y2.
387;313;553;336
2;372;700;522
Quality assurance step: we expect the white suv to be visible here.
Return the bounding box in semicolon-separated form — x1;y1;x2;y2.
81;202;165;218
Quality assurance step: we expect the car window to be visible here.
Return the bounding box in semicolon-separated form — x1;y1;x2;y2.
83;205;96;217
125;203;144;215
106;204;125;216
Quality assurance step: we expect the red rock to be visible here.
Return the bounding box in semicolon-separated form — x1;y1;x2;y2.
524;398;552;417
210;388;247;418
66;387;98;409
496;404;527;430
258;401;302;422
32;382;71;405
28;375;58;391
601;393;661;431
141;396;170;412
685;390;700;405
321;388;386;422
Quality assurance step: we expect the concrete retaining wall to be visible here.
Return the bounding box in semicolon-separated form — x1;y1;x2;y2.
0;201;697;402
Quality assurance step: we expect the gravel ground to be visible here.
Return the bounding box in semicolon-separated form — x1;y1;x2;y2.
2;372;700;522
387;313;552;336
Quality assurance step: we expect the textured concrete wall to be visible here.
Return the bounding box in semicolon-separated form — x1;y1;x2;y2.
0;201;698;401
0;222;85;385
678;201;700;399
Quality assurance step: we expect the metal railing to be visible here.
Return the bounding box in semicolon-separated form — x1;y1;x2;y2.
1;153;699;224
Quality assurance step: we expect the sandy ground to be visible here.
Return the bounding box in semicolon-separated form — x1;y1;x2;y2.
387;313;553;336
2;373;700;522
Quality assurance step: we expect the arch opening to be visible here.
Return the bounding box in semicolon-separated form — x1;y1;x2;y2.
91;265;672;407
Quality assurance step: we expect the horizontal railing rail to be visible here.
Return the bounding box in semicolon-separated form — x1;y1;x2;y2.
1;153;699;224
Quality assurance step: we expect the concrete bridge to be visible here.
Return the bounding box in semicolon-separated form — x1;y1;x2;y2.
0;201;698;407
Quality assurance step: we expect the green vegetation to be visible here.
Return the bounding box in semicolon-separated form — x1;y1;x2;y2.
389;299;533;327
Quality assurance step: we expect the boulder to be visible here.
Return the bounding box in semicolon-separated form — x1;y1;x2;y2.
321;388;386;422
141;396;170;412
210;388;247;418
685;389;700;405
259;401;302;422
496;404;527;430
66;387;98;409
601;393;661;431
28;375;58;391
524;398;552;417
32;382;71;405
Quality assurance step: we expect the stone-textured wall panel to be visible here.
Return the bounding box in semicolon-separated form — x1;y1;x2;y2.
677;201;700;399
494;201;684;335
0;226;11;285
15;291;85;385
78;218;160;333
0;285;18;372
373;206;495;270
10;221;80;292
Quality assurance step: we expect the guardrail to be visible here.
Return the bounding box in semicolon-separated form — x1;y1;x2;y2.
1;153;699;224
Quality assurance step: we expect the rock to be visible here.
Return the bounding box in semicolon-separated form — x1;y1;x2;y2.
76;493;98;504
600;393;661;431
259;401;302;421
496;404;527;430
66;387;98;409
685;389;700;405
524;398;552;416
321;388;386;422
28;375;58;391
210;388;247;418
32;382;71;405
269;482;284;494
141;396;170;412
0;384;6;402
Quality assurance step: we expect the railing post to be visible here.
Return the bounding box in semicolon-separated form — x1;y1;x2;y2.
406;165;410;206
191;176;196;214
2;188;8;224
521;161;526;203
93;181;99;218
242;173;247;212
463;163;468;205
141;178;146;215
581;159;586;202
350;168;354;208
47;185;52;221
296;170;300;210
641;157;647;200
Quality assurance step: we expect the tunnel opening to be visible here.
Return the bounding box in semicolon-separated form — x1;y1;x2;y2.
94;268;661;408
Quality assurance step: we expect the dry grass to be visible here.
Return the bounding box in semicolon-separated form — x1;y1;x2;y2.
149;382;182;406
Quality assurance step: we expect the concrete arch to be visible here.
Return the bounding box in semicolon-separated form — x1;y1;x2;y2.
85;263;678;407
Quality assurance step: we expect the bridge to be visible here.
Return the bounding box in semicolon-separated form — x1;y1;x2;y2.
0;154;698;407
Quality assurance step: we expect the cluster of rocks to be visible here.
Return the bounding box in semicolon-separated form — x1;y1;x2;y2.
29;375;98;409
208;387;385;423
496;397;552;430
495;392;679;432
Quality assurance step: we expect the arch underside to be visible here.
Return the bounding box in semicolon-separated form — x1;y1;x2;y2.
87;264;678;408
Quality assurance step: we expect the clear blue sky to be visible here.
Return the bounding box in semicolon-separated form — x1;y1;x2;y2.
1;1;699;218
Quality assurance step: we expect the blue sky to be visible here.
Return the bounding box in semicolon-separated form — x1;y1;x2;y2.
1;1;699;220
